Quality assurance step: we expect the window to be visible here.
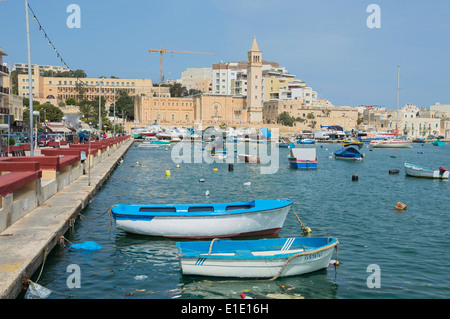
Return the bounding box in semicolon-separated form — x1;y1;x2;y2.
171;114;175;121
185;114;189;121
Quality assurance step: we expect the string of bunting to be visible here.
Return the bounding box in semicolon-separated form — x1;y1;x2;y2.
27;2;93;89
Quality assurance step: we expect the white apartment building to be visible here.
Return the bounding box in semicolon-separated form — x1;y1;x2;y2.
13;63;70;74
209;61;319;106
429;102;450;118
177;67;212;93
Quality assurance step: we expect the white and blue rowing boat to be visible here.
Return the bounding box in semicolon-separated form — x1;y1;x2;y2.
404;162;449;179
176;237;339;278
111;199;293;238
288;148;318;169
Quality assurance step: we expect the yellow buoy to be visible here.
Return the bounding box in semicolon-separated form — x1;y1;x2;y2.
394;201;406;210
165;170;171;177
176;164;180;168
213;168;218;171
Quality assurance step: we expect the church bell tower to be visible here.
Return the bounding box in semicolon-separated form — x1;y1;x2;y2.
246;37;263;123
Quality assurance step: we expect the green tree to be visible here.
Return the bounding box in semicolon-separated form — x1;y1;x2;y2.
22;97;40;107
186;88;202;96
72;69;87;78
75;81;87;102
37;103;64;122
169;83;187;97
113;89;134;121
277;112;296;127
78;99;94;123
65;97;77;106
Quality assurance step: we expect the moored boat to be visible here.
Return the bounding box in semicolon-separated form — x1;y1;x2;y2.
334;147;364;160
288;148;317;169
404;162;449;179
137;136;171;148
342;137;364;148
237;153;260;163
370;138;412;148
298;138;315;144
176;237;339;278
111;199;293;238
432;139;445;146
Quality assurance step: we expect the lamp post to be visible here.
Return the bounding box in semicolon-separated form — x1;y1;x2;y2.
32;110;39;149
113;87;116;137
25;0;34;155
99;77;104;140
62;116;66;140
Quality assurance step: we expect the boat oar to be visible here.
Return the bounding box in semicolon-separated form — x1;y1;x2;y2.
292;208;311;234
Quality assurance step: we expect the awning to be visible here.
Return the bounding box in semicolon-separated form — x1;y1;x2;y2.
46;125;74;133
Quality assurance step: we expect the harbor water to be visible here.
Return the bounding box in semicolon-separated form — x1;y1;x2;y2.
22;141;450;299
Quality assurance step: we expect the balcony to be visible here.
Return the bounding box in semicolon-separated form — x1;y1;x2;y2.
0;65;9;75
0;85;9;96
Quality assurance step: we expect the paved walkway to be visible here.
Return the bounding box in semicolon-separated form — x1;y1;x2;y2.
0;139;133;299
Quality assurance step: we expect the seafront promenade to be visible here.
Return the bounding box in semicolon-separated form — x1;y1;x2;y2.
0;136;133;299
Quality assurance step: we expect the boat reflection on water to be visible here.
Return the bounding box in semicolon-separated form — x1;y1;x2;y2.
180;267;339;299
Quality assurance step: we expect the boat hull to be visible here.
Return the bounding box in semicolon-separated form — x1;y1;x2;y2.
177;237;338;278
334;148;363;160
237;154;260;163
404;163;449;179
112;200;292;238
370;140;412;148
288;157;317;169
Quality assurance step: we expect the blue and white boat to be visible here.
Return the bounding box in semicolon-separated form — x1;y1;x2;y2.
432;139;445;146
111;199;293;238
298;138;315;144
404;162;449;179
278;138;295;148
176;237;339;278
137;136;171;148
334;147;364;161
288;148;317;169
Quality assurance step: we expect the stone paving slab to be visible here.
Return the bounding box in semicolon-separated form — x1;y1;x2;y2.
0;139;132;299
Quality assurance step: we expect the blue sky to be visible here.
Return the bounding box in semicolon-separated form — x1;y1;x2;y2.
1;0;449;109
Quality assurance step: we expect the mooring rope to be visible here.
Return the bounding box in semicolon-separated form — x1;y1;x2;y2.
291;208;311;234
78;205;115;220
268;240;339;281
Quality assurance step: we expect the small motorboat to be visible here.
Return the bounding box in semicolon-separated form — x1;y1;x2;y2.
278;138;295;148
237;153;260;163
404;162;449;179
137;136;171;148
176;237;339;278
298;138;315;144
111;199;293;238
432;139;445;146
288;148;317;169
334;147;364;160
342;137;363;148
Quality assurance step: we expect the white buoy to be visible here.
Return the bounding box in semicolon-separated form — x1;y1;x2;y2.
205;190;210;196
243;182;251;186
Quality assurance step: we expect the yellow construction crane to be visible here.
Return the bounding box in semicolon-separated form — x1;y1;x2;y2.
149;45;214;124
149;45;214;84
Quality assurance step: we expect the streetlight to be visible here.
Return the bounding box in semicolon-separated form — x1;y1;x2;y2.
62;116;66;140
32;110;39;149
99;77;104;140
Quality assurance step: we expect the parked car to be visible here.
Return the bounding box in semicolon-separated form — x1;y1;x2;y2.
38;134;54;146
